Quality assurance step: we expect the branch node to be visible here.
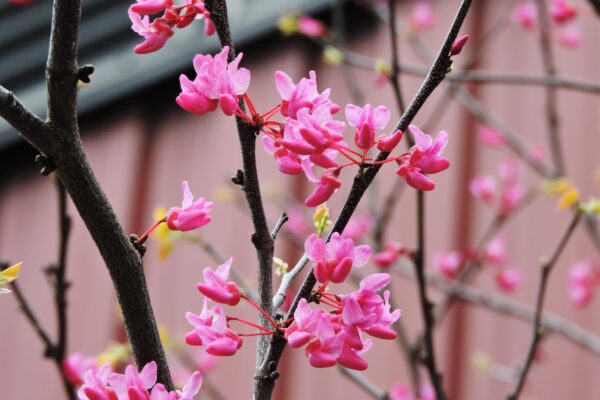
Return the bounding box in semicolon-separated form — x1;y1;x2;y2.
231;169;244;186
77;65;95;84
35;154;56;176
129;234;147;258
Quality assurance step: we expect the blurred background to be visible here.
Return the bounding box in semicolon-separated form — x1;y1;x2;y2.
0;0;599;398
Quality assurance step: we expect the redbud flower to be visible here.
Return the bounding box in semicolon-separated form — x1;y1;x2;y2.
496;267;522;292
304;314;346;368
558;23;582;48
500;183;525;215
377;129;404;152
108;361;157;398
434;251;462;280
196;258;241;306
480;126;505;148
341;214;373;241
512;1;538;31
130;0;173;14
568;261;598;309
469;176;497;205
77;364;117;400
166;181;213;231
410;1;435;31
177;46;251;116
298;15;327;37
62;353;97;386
129;10;174;54
450;35;469;56
274;70;339;119
550;0;577;24
482;236;507;265
345;103;390;150
285;298;323;348
396;125;449;191
305;232;371;284
389;383;411;400
185;299;243;356
498;160;520;185
305;168;342;207
373;242;404;268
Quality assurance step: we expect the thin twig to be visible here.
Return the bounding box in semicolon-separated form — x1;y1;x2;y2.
338;366;388;400
271;213;289;240
387;0;406;114
535;0;565;175
507;209;582;399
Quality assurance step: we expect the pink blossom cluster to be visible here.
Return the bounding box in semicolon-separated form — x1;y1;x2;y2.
434;235;522;293
567;260;600;309
71;360;202;400
512;0;582;48
409;1;435;32
129;0;214;54
469;160;525;216
285;273;400;370
185;259;245;356
373;242;408;268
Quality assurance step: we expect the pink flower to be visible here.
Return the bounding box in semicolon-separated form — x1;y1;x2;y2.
345;103;390;150
304;314;346;368
130;0;173;14
389;383;411;400
342;214;373;242
305;232;371;284
274;70;339;119
450;35;469;56
176;46;251;116
373;242;404;268
196;258;241;306
498;160;520;185
285;298;323;348
262;136;303;175
469;176;497;205
419;384;437;400
77;363;117;400
298;16;327;37
396;125;450;191
500;183;525;215
62;352;97;386
558;23;582;48
568;261;598;309
108;361;157;399
410;1;434;31
129;10;174;54
377;129;404;152
434;251;462;280
482;236;507;265
305;168;342;207
185;299;243;356
177;371;203;400
550;0;577;24
480;126;505;148
281;105;346;158
512;1;538;31
496;267;522;292
166;181;213;231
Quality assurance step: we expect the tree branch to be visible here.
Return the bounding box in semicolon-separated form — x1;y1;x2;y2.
204;0;276;391
507;209;582;399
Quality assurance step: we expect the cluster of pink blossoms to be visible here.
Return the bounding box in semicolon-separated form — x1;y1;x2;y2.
184;234;400;371
512;0;582;47
167;36;454;206
434;235;522;293
285;234;400;369
129;0;214;54
469;160;526;216
63;359;202;400
567;260;600;308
